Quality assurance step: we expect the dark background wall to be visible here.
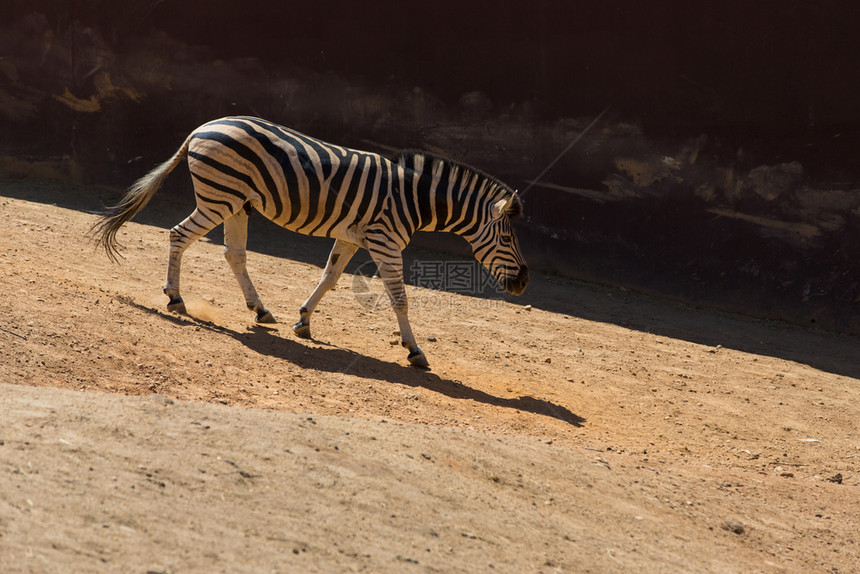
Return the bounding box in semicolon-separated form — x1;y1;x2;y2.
1;1;859;332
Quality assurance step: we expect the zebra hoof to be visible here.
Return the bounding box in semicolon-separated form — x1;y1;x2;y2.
167;298;187;315
407;348;430;369
292;321;311;339
256;310;277;324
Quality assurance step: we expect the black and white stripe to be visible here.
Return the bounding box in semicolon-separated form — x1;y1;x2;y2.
93;116;528;367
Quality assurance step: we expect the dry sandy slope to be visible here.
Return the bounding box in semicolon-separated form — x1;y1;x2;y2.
1;180;859;573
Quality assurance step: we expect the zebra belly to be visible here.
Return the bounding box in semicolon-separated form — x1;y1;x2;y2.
278;213;366;247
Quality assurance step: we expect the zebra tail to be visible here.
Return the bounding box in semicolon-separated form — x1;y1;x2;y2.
91;135;191;263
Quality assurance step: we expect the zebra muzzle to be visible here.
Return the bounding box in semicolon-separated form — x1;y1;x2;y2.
504;266;529;296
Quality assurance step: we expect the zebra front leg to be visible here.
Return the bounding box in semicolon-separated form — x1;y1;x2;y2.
293;240;359;339
223;208;275;323
164;208;220;314
367;245;428;368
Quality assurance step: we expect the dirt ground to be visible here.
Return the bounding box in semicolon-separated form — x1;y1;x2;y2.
1;178;858;573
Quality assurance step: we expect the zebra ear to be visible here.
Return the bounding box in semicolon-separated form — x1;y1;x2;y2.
491;198;510;219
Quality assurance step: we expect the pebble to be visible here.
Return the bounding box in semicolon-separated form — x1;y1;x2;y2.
147;394;174;406
721;521;745;535
426;335;437;342
524;304;533;311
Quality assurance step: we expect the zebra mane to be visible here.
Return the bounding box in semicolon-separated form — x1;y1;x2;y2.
396;150;523;220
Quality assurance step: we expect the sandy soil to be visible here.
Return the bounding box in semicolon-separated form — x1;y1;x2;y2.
1;179;858;573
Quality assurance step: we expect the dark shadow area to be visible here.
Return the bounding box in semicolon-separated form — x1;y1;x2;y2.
516;277;860;381
5;177;859;381
116;296;585;427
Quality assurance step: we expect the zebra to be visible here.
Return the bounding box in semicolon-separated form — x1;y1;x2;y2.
92;116;529;367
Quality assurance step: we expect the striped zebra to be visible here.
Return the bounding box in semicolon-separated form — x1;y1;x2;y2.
93;116;528;367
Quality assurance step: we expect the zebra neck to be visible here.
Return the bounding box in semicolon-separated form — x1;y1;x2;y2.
406;183;483;236
398;153;501;237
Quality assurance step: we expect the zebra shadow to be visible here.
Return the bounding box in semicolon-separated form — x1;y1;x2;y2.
232;325;585;427
121;297;584;427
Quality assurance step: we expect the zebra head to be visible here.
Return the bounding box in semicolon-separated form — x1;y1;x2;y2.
469;192;529;295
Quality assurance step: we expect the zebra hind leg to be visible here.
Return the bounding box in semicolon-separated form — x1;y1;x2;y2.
223;208;275;323
163;208;222;315
293;240;359;339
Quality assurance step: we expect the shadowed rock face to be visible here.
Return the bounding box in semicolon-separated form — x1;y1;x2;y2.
1;2;859;333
